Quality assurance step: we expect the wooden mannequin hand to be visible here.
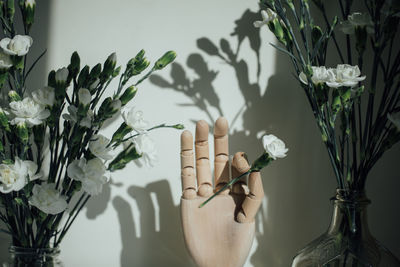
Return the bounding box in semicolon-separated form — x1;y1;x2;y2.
180;118;264;267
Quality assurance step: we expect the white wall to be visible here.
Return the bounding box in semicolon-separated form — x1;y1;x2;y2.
1;1;399;266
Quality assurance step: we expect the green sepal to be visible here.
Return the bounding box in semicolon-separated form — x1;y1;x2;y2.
251;152;273;171
108;145;141;172
111;122;132;144
77;65;90;89
119;86;137;106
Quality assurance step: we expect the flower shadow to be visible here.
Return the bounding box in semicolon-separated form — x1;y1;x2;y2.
112;180;193;266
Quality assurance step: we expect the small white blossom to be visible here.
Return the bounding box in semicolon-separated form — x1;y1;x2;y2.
122;107;148;132
0;52;12;69
299;66;336;85
262;134;288;160
0;157;40;193
133;134;157;167
0;35;33;56
29;183;67;215
62;105;78;123
25;0;35;8
55;67;69;83
9;97;50;127
89;134;113;160
32;86;55;107
326;64;366;88
67;158;108;195
388;112;400;131
78;88;91;105
253;9;277;28
340;12;374;35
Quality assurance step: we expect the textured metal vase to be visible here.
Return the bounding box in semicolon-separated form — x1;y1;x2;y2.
292;190;400;267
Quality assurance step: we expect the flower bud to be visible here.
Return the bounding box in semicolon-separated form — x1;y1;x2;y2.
132;58;150;75
154;51;176;70
106;52;117;67
0;108;10;131
78;88;91;105
23;0;35;31
172;124;184;130
108;145;141;171
68;51;80;79
16;122;29;143
8;90;21;102
119;86;137;106
55;67;69;84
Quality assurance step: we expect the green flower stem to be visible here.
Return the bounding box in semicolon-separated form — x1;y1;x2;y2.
116;123;183;145
199;170;250;208
134;67;155;87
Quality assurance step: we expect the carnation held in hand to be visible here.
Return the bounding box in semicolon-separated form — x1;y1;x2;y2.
262;134;288;160
0;35;33;56
29;183;67;215
9;97;50;127
67;158;108;195
0;157;41;193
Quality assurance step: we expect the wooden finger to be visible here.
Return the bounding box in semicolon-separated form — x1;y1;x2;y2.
237;171;264;223
214;117;230;194
181;130;196;199
195;120;212;197
231;152;250;194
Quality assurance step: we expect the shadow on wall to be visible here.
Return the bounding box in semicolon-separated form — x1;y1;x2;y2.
0;2;52;263
149;7;334;267
148;4;400;267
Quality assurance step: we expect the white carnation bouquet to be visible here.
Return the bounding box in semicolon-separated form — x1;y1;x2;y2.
0;0;181;250
256;0;400;194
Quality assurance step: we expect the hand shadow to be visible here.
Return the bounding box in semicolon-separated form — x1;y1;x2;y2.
112;180;193;267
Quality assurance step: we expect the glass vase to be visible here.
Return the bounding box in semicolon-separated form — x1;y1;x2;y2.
3;246;63;267
292;189;400;267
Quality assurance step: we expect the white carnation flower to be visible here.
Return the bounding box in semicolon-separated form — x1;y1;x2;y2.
253;9;277;28
78;88;91;105
67;158;108;195
62;105;93;128
262;134;288;160
133;134;157;167
29;183;67;215
32;86;55;107
9;97;50;127
326;64;366;88
387;112;400;131
0;35;33;56
0;52;12;69
299;66;335;85
122;107;148;132
0;157;40;193
340;12;374;35
89;134;113;160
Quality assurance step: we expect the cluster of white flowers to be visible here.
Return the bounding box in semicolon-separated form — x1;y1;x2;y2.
300;64;366;88
67;158;108;196
262;135;288;160
29;183;67;215
0;157;41;193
